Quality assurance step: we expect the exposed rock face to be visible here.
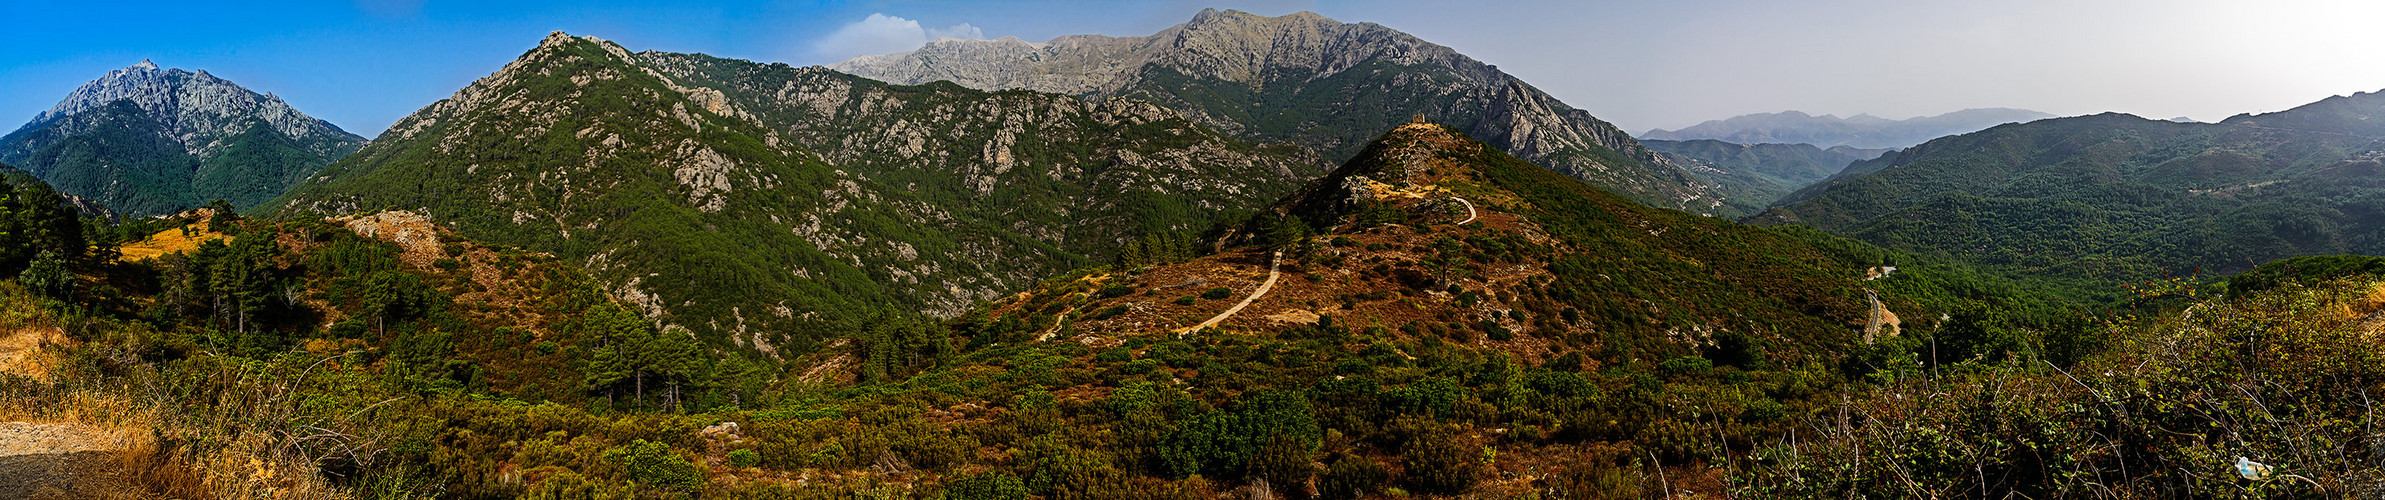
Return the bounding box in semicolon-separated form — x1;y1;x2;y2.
334;210;444;268
833;10;1491;100
831;8;1732;214
0;60;366;216
26;60;359;156
274;32;1313;355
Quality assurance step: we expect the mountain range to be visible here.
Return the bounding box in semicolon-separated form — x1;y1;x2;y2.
1640;139;1889;208
14;7;2385;499
831;9;1737;215
1756;90;2385;282
0;60;365;217
269;32;1314;352
1641;108;2053;150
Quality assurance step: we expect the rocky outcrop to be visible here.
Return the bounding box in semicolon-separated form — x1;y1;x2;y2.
831;9;1731;214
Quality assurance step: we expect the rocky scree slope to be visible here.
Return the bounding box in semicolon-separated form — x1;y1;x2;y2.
832;9;1734;215
270;33;1312;355
1754;90;2385;281
0;61;365;216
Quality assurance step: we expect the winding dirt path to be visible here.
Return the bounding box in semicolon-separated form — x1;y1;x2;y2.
1863;289;1901;343
1180;251;1283;336
1452;197;1478;225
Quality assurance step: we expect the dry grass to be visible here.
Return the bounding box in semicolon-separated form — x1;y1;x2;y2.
0;326;67;381
116;222;228;262
0;292;356;499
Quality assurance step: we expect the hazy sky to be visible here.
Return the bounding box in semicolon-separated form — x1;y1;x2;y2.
4;0;2382;136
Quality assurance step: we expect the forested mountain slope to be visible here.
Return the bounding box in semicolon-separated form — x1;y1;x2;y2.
271;32;1312;354
1641;138;1888;207
1756;90;2385;282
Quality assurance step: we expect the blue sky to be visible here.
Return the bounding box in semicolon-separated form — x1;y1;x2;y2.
6;0;2384;136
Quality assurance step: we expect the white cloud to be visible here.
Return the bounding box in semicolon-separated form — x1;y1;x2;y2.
812;13;985;62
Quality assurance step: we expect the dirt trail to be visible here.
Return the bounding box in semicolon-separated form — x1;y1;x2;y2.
1180;251;1283;336
1863;289;1902;343
0;328;145;499
0;423;141;499
1452;197;1478;225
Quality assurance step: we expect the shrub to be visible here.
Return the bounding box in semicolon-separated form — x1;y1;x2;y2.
946;471;1030;500
1320;455;1387;500
1247;433;1318;491
1175;296;1198;306
1401;430;1478;495
1087;305;1130;320
726;449;760;468
1658;356;1712;377
602;439;702;491
1202;287;1233;300
1124;359;1161;375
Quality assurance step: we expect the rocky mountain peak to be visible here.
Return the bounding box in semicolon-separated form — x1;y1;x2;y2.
827;9;1724;214
1;60;366;216
21;60;359;157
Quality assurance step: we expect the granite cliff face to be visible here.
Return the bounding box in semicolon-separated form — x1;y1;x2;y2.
832;9;1734;215
273;33;1312;355
0;60;365;216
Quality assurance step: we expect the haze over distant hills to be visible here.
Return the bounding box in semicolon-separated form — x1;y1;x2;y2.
831;9;1741;215
0;60;364;217
1641;108;2053;150
1756;90;2385;281
1641;139;1889;208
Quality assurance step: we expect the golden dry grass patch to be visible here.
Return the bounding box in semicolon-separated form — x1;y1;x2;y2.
116;222;228;262
0;326;70;382
2351;281;2385;338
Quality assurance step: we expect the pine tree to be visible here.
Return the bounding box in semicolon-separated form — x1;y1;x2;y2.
581;302;650;408
647;328;703;412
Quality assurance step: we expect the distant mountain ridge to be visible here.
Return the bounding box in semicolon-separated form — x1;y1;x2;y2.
0;60;365;216
273;32;1312;354
1755;90;2385;281
831;9;1740;215
1642;108;2052;150
1640;139;1888;208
